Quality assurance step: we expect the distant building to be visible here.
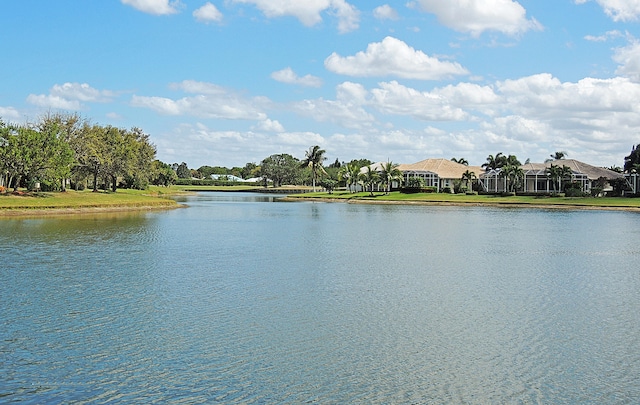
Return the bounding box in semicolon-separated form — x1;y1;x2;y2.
397;158;483;192
478;159;624;194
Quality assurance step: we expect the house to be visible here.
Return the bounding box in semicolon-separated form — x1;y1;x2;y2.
397;159;483;192
478;159;624;194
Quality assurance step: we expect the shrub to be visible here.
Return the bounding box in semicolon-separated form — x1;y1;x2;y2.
441;186;452;194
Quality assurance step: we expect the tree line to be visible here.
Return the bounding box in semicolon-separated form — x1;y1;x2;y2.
0;113;157;192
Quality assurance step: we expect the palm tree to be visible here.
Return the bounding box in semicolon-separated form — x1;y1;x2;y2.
359;166;380;196
451;157;469;165
546;151;568;163
544;164;566;193
300;145;327;192
461;169;476;192
500;164;523;193
482;152;505;171
338;162;362;193
379;161;402;194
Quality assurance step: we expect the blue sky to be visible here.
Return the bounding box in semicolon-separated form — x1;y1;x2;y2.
2;0;640;169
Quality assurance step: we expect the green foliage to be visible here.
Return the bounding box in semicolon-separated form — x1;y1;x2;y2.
300;145;327;191
0;114;157;193
260;153;301;187
176;162;191;179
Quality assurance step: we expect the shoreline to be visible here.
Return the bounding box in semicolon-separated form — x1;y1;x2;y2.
0;204;183;218
278;196;640;212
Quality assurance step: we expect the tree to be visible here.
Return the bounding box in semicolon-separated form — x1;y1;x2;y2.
461;169;476;192
482;153;506;171
176;162;191;179
546;164;573;194
260;153;300;187
451;157;468;165
379;161;402;194
624;145;640;173
150;160;178;186
300;145;327;192
338;162;361;193
546;151;568;163
0;123;73;192
359;166;380;196
500;164;524;193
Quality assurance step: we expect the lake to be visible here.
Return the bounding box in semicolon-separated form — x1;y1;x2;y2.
1;192;640;403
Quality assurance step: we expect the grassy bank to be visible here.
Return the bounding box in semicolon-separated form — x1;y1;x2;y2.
0;188;180;215
285;191;640;210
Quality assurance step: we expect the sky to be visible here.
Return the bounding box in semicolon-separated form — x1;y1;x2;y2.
2;0;640;169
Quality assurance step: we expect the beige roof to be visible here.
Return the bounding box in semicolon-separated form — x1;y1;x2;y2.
397;158;483;179
521;159;624;180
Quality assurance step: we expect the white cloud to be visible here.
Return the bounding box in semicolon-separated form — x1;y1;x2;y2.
584;30;623;42
324;36;469;80
292;82;375;129
253;119;285;132
193;2;223;23
131;80;269;120
231;0;360;33
576;0;640;21
614;39;640;81
26;83;114;110
0;106;21;121
121;0;182;15
271;68;323;87
373;5;399;21
369;81;470;121
413;0;542;37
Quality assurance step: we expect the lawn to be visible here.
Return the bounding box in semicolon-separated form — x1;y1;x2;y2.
0;188;179;211
286;191;640;209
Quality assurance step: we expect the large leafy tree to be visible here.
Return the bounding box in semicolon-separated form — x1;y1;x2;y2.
260;153;300;187
300;145;327;192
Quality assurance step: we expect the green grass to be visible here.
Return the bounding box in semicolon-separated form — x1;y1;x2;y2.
286;191;640;209
0;188;179;211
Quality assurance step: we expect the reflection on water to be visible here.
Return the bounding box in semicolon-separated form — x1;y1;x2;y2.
1;192;640;403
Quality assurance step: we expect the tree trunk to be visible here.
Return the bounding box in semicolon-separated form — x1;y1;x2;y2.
111;175;117;192
92;170;99;192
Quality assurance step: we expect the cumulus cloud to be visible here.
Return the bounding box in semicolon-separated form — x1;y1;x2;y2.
271;68;323;87
121;0;182;15
413;0;542;37
0;106;21;121
292;82;375;129
370;81;470;121
324;36;469;80
373;4;399;21
193;2;223;23
26;83;115;110
231;0;360;33
131;80;268;120
576;0;640;21
253;118;285;132
614;39;640;81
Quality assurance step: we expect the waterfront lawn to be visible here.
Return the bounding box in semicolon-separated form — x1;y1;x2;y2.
288;191;640;209
0;188;178;211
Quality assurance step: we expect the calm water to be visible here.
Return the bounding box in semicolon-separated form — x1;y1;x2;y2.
1;192;640;404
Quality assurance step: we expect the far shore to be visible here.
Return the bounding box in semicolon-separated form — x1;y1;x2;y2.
280;192;640;212
4;186;640;216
